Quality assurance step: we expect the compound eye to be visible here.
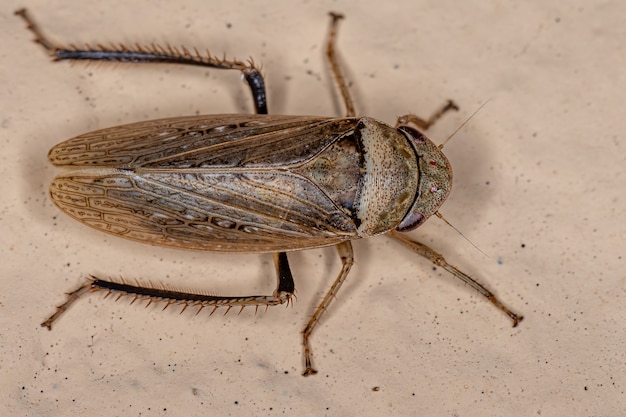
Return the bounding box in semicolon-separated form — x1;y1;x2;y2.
396;211;425;232
397;125;426;144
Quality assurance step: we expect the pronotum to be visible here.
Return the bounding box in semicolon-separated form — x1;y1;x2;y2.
17;9;523;376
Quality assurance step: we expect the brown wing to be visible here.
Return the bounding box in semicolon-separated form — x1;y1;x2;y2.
49;114;362;252
49;114;353;169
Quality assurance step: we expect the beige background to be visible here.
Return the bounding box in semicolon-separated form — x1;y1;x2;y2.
2;0;625;415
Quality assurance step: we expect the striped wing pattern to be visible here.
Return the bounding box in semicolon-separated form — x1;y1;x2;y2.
49;114;361;252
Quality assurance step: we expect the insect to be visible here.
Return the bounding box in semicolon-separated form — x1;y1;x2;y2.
17;9;523;376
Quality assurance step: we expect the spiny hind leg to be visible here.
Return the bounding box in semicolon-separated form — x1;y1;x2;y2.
15;8;268;114
40;252;296;330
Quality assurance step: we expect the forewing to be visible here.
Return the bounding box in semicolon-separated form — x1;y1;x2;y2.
48;114;361;252
49;114;354;169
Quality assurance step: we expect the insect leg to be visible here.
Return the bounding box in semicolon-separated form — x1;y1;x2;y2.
40;281;92;330
325;12;356;117
273;252;296;297
395;100;460;130
387;230;523;327
41;253;295;330
301;240;354;376
14;8;267;114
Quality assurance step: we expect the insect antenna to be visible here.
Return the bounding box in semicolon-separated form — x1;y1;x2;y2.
438;98;492;150
435;211;489;258
435;98;494;257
